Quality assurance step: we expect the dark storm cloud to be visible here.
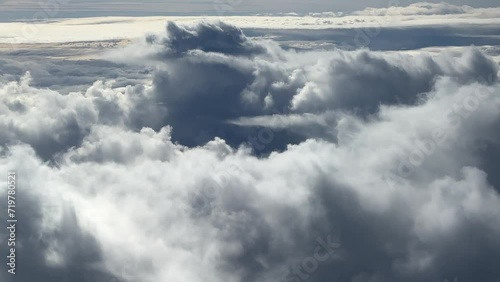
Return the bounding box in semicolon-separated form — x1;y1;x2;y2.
157;21;266;57
115;22;498;149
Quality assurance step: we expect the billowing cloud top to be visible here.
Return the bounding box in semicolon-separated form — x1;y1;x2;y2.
158;21;266;57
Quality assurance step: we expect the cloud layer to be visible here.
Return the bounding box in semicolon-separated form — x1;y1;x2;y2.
1;20;500;282
2;2;500;45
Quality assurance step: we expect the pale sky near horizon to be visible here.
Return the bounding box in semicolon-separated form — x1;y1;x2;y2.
0;0;499;20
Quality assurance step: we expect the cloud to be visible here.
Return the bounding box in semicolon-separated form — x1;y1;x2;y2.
0;146;108;282
2;21;498;155
158;21;266;57
0;39;148;95
353;2;475;16
247;25;500;51
2;3;500;45
1;20;500;282
106;22;498;148
0;72;163;161
2;76;500;282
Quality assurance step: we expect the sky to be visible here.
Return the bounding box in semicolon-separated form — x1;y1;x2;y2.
1;2;500;282
0;0;499;19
